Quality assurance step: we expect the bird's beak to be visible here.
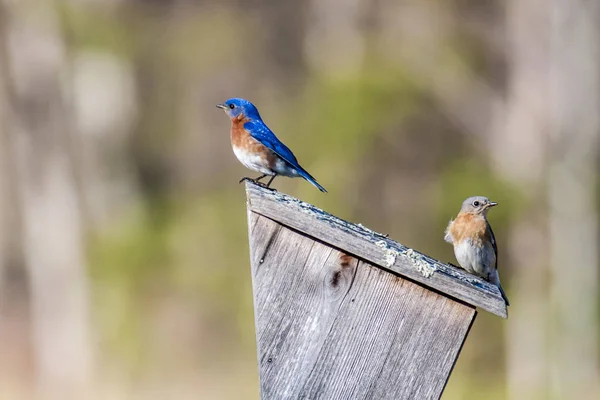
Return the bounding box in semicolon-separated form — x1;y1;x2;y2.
487;201;498;208
216;104;227;110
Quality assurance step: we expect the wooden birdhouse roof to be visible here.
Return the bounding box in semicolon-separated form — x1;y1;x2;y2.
245;182;507;318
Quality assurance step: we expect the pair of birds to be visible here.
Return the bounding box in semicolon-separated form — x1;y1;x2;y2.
217;98;509;306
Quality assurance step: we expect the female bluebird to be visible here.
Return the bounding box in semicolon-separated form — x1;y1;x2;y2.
216;98;327;192
444;196;510;305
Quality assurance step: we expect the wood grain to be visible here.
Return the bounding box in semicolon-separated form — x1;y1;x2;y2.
246;182;507;318
248;213;477;400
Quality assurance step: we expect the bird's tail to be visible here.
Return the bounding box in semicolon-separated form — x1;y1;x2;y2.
498;284;510;306
297;167;327;193
490;269;510;306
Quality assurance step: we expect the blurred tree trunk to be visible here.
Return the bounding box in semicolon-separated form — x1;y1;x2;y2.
127;0;179;199
502;1;600;399
547;1;600;398
1;0;93;396
500;2;552;399
256;0;308;93
0;3;33;390
304;0;367;80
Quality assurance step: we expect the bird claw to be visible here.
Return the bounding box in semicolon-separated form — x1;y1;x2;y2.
239;177;265;186
448;262;460;269
239;177;277;191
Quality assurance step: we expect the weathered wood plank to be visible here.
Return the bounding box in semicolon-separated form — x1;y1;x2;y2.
246;182;507;318
248;213;476;400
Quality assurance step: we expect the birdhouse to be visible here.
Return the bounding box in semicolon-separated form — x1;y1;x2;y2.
244;182;507;400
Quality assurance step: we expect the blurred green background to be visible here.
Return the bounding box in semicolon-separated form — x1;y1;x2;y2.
0;0;598;399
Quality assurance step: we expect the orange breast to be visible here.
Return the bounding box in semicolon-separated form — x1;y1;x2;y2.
230;115;277;167
449;213;488;245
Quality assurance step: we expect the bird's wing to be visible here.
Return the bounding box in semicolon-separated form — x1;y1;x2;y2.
244;120;300;167
244;119;327;192
486;220;498;269
485;221;508;304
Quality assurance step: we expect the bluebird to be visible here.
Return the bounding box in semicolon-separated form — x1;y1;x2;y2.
216;98;327;192
444;196;509;305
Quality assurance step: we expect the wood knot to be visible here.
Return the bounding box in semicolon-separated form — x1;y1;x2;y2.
328;253;356;289
330;270;342;288
339;254;353;268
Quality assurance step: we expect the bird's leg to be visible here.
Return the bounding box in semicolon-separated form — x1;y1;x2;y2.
264;175;277;190
255;174;268;183
238;174;277;191
239;174;267;185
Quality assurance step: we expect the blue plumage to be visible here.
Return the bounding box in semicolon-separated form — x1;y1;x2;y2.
243;120;298;164
216;98;327;193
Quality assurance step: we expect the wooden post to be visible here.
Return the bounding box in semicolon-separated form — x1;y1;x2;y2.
245;182;507;400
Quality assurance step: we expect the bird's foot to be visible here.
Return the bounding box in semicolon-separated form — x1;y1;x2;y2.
239;177;263;186
239;177;277;191
448;262;460;269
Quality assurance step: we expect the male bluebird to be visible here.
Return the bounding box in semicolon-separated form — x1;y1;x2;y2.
216;98;327;192
444;196;510;305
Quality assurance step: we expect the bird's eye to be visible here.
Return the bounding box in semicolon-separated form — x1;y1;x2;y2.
229;104;235;109
473;201;480;207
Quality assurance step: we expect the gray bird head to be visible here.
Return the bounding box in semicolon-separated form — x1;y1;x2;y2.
459;196;497;216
